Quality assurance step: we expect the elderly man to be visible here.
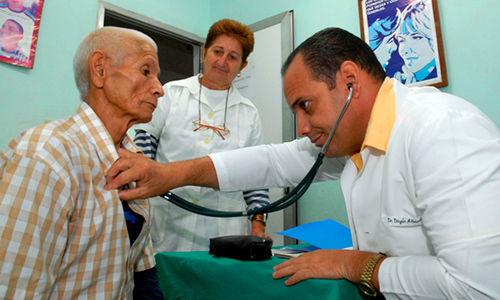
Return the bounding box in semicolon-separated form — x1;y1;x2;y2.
0;27;164;299
106;27;500;299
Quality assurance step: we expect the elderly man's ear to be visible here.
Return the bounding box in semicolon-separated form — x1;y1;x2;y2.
88;50;107;90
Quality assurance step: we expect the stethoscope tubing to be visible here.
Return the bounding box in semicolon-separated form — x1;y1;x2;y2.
160;85;354;217
161;153;322;217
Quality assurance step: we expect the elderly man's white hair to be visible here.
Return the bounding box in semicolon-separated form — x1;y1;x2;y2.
73;26;158;101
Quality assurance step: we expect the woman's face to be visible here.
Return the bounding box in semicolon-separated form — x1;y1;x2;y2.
374;34;397;68
202;34;247;90
396;31;434;73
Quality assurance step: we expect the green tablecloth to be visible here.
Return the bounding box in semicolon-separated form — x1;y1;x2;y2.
155;250;366;300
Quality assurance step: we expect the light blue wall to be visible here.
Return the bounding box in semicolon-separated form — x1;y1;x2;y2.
210;0;500;226
211;0;500;126
1;0;499;226
0;0;210;149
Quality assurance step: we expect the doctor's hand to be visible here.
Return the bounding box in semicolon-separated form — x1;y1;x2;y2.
105;148;174;201
106;148;219;201
272;249;384;288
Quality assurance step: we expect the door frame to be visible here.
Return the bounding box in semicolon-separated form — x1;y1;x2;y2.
96;1;205;75
248;11;296;245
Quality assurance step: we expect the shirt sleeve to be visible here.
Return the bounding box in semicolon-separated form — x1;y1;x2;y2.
247;103;265;147
134;129;159;160
243;189;269;211
241;107;270;212
210;138;345;192
0;150;72;299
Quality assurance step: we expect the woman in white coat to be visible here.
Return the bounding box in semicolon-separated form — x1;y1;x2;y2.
134;19;270;253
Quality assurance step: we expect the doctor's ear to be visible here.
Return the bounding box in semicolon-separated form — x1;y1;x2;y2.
338;61;360;92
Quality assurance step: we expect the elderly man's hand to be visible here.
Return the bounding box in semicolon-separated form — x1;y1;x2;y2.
105;148;172;201
272;249;383;288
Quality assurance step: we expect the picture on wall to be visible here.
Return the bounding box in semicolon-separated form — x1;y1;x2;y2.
0;0;44;69
358;0;447;88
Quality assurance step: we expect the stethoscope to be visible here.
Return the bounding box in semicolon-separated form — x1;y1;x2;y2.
160;84;354;217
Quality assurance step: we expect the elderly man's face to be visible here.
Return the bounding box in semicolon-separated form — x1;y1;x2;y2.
0;20;23;50
104;42;164;124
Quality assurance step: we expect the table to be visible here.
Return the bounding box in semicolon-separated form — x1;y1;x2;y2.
155;249;367;300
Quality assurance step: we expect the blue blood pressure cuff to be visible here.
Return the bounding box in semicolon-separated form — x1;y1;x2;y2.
209;235;273;261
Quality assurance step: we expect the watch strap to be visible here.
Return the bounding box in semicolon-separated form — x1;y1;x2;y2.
251;214;266;226
359;253;386;297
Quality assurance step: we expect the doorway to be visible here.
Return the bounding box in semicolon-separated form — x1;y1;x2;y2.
97;1;204;85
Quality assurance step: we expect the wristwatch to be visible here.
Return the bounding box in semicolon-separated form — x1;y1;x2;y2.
359;253;386;297
251;214;267;226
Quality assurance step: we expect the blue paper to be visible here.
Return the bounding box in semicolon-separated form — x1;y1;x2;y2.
276;219;352;250
279;245;320;252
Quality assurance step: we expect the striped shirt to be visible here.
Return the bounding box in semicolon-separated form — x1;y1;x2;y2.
0;102;155;299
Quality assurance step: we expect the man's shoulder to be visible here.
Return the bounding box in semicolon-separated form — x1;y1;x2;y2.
157;76;197;103
394;81;482;120
392;82;498;144
0;116;94;183
229;87;258;110
164;76;196;90
9;117;87;160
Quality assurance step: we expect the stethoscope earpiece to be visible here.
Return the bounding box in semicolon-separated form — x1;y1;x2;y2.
347;83;353;90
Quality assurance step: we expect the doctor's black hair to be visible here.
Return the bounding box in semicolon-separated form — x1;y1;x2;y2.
281;27;386;90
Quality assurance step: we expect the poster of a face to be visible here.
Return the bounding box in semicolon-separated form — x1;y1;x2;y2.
0;0;44;68
359;0;447;87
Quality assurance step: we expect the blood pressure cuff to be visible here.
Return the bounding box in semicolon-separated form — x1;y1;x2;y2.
209;235;273;261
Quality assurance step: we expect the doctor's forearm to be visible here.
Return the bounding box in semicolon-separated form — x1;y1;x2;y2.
170;156;220;190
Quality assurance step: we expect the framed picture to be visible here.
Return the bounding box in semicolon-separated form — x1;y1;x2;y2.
358;0;447;88
0;0;44;69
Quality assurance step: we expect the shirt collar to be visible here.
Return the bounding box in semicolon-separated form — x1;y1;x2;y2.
350;77;396;171
74;102;139;171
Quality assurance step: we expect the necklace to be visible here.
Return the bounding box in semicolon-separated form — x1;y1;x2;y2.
192;74;230;140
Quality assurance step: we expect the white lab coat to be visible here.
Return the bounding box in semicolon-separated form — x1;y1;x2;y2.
136;76;265;252
210;79;500;299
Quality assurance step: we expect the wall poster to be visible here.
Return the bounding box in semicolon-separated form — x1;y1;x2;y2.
0;0;44;68
359;0;447;87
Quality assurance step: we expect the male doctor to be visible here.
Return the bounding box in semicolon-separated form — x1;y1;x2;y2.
106;27;500;299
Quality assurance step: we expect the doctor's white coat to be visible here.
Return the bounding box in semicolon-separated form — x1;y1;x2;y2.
210;80;500;299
